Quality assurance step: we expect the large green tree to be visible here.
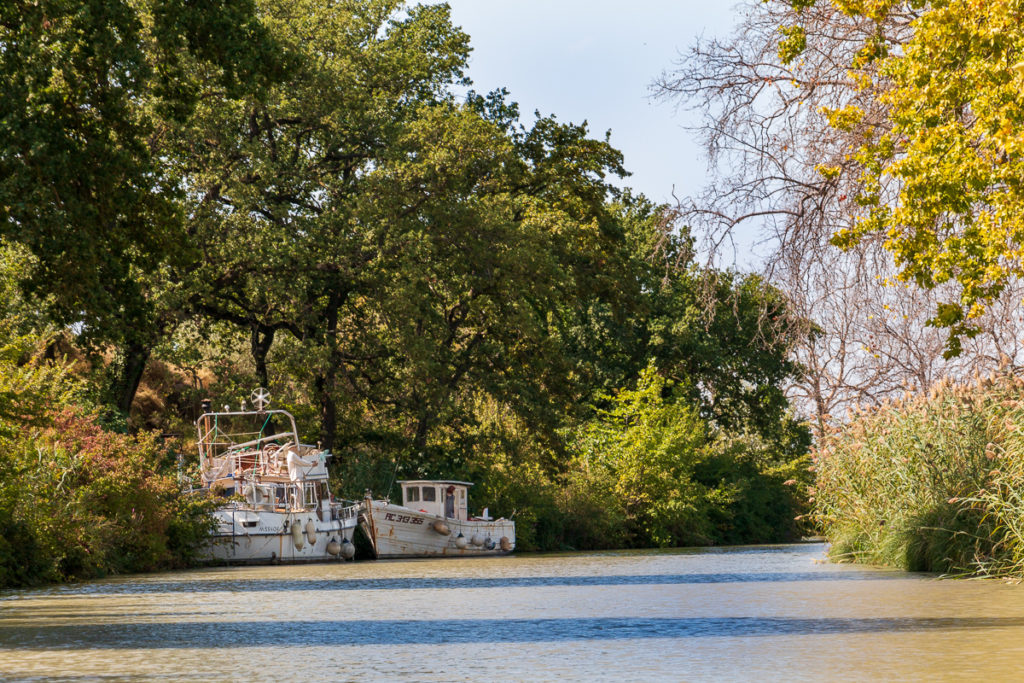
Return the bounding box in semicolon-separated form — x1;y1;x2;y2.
567;196;807;448
0;0;285;412
176;1;633;453
175;0;474;448
347;100;629;456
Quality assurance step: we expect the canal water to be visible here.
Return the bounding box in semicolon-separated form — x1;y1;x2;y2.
3;543;1024;680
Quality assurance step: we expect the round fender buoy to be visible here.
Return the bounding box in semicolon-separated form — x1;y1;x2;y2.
499;536;512;551
455;532;468;549
305;519;317;546
291;521;305;550
341;538;356;560
471;533;484;547
432;520;451;535
484;537;495;551
327;539;341;556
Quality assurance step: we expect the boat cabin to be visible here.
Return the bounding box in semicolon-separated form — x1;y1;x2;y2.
196;406;331;514
399;480;471;520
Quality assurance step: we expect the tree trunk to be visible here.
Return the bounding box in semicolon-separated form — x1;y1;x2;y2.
315;372;337;451
315;291;343;451
250;324;275;390
113;341;150;416
413;411;430;455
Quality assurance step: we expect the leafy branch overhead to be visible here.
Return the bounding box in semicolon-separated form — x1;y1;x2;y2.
787;0;1024;356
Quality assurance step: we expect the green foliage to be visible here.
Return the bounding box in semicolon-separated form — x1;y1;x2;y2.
572;367;708;546
562;196;808;450
565;366;809;548
814;371;1024;576
0;404;215;586
0;0;285;345
778;25;807;64
695;432;811;544
0;328;213;587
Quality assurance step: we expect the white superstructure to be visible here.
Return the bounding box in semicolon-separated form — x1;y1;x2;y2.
194;389;359;564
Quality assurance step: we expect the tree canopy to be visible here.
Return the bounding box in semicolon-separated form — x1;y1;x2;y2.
780;0;1024;355
0;1;816;566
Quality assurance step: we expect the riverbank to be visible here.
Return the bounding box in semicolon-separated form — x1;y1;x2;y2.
814;371;1024;577
0;359;811;589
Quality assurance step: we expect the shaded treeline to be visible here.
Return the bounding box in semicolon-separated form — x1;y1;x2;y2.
0;0;812;586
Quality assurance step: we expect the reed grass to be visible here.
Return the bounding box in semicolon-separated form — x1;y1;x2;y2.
814;370;1024;576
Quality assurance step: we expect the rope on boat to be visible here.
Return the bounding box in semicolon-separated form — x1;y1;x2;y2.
258;412;272;440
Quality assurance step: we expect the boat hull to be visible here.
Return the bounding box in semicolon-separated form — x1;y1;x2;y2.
203;505;359;564
359;500;515;558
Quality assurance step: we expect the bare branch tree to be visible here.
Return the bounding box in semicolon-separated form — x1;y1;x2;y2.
654;0;1024;433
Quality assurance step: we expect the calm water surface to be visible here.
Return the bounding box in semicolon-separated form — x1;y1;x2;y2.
3;543;1024;681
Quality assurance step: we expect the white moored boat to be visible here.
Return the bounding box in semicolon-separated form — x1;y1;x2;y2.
359;480;515;558
194;389;359;564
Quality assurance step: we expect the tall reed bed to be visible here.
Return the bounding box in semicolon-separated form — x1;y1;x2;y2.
814;371;1024;576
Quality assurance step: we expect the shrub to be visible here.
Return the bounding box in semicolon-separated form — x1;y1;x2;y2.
0;404;215;587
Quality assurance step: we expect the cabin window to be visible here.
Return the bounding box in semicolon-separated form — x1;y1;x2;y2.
422;486;436;502
407;487;420;503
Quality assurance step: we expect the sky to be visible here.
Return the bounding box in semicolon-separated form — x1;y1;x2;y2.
442;1;743;206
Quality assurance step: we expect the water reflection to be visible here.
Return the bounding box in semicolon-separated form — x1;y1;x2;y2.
1;571;895;597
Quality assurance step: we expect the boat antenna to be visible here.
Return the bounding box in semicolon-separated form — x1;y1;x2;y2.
386;454;404;500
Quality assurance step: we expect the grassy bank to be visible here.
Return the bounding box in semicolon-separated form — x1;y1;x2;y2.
814;371;1024;576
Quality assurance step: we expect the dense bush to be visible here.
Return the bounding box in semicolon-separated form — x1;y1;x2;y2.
562;367;809;549
814;371;1024;576
0;337;213;588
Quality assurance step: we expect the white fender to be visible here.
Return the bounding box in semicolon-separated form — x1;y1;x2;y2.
432;520;451;535
291;521;304;550
305;519;317;546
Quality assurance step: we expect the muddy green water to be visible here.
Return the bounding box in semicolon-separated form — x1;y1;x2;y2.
3;543;1024;681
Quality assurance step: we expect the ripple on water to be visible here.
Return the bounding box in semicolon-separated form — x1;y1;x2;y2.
3;544;1024;681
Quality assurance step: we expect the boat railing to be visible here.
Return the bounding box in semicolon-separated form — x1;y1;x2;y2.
196;410;301;464
330;503;359;522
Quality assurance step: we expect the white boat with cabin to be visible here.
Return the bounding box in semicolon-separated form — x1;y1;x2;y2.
194;388;359;563
359;480;515;558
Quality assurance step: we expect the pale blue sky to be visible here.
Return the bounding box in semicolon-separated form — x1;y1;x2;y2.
443;1;742;206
